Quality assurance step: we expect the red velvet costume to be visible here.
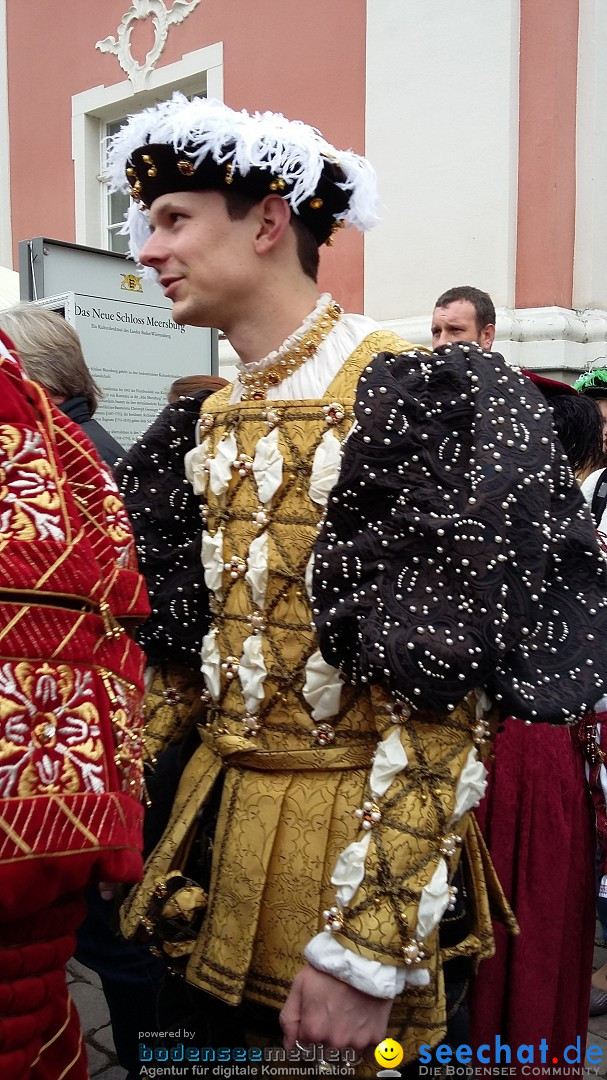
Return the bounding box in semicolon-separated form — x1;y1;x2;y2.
0;331;149;1079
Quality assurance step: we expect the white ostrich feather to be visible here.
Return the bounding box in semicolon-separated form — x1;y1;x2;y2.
106;94;378;265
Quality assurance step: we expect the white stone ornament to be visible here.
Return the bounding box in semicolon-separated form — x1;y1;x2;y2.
323;401;345;425
233;453;253;479
312;722;335;746
263;407;282;429
225;554;247;582
242;712;261;737
221;655;239;682
439;833;462;858
96;0;201;92
198;413;214;435
247;610;266;633
252;506;270;529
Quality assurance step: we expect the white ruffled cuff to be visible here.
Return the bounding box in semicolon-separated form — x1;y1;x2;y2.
304;934;420;998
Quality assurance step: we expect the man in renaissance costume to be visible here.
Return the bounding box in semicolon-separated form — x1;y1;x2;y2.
0;330;149;1079
106;95;607;1071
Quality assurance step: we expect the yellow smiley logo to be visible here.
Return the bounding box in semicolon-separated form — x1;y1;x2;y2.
374;1038;404;1069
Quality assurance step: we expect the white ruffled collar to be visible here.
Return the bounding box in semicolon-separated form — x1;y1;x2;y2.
235;293;333;374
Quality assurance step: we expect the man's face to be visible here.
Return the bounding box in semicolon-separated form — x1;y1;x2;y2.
140;190;256;330
431;299;495;350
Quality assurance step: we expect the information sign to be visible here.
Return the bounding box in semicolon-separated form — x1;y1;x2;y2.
19;238;217;447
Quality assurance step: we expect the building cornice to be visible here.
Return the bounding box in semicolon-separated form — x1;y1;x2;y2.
217;305;607;382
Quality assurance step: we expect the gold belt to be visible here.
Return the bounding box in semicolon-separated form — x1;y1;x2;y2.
200;728;374;772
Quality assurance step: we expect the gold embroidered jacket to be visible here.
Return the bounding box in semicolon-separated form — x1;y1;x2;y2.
0;336;149;917
121;332;510;1065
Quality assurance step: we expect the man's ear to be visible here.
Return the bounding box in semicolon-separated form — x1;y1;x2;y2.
480;324;496;350
253;195;292;255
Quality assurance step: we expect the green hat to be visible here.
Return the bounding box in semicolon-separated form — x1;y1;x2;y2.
574;366;607;397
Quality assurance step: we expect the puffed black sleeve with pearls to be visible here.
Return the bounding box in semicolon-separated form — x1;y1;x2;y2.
115;391;211;670
313;344;607;723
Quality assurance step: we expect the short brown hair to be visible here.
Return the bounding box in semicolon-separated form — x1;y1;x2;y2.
223;189;320;282
434;286;496;336
0;304;102;413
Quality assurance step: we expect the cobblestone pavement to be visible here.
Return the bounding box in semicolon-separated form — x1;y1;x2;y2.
67;958;126;1079
69;943;607;1078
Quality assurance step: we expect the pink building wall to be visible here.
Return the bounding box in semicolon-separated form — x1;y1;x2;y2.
6;0;366;311
515;0;579;309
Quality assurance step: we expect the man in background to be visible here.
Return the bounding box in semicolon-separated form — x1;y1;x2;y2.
431;284;496;349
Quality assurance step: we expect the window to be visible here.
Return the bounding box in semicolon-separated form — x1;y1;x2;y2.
72;43;223;252
102;88;202;254
105;119;130;253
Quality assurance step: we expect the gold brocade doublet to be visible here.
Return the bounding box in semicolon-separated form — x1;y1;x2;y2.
121;332;509;1068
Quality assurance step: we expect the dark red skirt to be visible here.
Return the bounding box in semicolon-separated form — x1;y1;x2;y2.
470;718;595;1061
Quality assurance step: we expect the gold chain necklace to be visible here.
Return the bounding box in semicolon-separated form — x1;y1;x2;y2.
238;300;343;400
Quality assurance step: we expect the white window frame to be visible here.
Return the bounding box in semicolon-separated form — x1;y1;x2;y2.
104;117;133;254
71;42;223;250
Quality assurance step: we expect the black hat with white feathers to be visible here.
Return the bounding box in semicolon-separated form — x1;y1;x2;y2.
106;94;379;259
